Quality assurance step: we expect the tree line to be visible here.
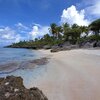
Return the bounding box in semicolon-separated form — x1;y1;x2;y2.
7;18;100;49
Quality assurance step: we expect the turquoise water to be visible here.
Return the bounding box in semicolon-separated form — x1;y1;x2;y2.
0;48;39;64
0;48;47;74
0;48;47;84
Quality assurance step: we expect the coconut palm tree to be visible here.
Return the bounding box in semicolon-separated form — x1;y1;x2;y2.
72;24;79;29
49;23;57;37
62;23;71;41
49;23;63;39
89;19;100;35
79;26;89;36
56;26;63;39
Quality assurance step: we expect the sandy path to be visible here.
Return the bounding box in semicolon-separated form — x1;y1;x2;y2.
27;49;100;100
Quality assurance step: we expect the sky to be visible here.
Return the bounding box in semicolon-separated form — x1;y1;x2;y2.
0;0;100;46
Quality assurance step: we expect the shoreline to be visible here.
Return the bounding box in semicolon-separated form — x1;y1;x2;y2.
0;49;100;100
0;57;49;75
25;49;100;100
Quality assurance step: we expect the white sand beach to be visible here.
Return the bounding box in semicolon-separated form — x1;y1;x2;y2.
23;49;100;100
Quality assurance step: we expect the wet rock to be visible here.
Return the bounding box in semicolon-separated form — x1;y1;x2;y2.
0;57;48;74
29;57;48;66
0;76;48;100
5;92;10;98
0;62;19;74
0;78;4;85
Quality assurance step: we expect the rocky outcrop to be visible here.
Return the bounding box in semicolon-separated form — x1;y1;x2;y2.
79;40;98;48
51;45;61;52
51;43;79;52
96;41;100;47
50;40;100;52
0;76;48;100
82;41;97;48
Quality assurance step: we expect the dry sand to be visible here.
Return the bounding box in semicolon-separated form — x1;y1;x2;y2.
27;49;100;100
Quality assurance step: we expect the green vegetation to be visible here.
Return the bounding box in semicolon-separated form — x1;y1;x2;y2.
7;19;100;49
89;19;100;35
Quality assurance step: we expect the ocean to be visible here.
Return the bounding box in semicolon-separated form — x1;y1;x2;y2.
0;48;41;64
0;48;47;75
0;48;47;87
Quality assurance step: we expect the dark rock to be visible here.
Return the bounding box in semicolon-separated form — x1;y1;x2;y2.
0;76;48;100
62;42;71;47
0;78;4;85
51;45;60;52
29;57;48;65
82;41;97;48
51;45;62;52
51;43;79;52
83;42;92;48
51;48;60;52
51;45;59;49
96;41;100;47
0;58;48;74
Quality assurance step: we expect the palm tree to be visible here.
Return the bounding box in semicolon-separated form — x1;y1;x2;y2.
49;23;57;37
62;23;70;41
62;23;70;33
79;26;89;36
72;24;79;29
56;26;63;39
49;23;63;39
89;19;100;35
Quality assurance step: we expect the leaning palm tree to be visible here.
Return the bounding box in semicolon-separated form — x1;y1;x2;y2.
49;23;63;39
89;19;100;35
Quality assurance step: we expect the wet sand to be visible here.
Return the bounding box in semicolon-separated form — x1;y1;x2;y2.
26;49;100;100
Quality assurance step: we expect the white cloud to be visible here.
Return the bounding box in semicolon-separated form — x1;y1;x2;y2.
61;5;89;26
0;24;50;46
0;27;22;45
85;0;100;16
29;25;49;40
16;22;29;30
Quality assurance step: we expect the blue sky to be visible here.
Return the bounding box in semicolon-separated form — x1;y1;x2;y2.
0;0;100;46
0;0;82;26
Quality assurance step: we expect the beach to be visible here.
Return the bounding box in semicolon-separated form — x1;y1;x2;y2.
0;49;100;100
23;49;100;100
0;0;99;99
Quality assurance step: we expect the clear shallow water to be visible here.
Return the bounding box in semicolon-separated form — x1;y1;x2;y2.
0;48;47;84
0;48;47;75
0;48;41;64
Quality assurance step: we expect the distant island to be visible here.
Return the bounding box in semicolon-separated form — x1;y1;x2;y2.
6;19;100;52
